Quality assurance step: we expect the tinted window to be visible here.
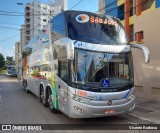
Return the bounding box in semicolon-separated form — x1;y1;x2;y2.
59;61;68;83
58;46;68;83
51;14;66;40
66;11;128;45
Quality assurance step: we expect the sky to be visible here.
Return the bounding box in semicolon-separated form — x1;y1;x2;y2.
0;0;98;59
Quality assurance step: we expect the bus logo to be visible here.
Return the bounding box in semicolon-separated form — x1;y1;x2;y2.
76;14;89;23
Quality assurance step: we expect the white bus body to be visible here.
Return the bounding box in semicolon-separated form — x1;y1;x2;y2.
22;11;150;118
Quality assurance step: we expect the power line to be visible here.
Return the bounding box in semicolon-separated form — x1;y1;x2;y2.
97;0;118;13
0;0;126;44
117;0;148;18
0;34;20;43
0;21;21;26
70;0;84;10
0;13;56;16
0;10;24;14
104;0;130;15
104;0;149;17
0;25;40;44
0;0;146;44
0;26;39;31
0;26;20;30
0;28;20;31
0;0;86;44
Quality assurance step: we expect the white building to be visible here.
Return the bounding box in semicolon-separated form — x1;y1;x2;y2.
98;0;105;14
15;42;22;77
25;1;62;44
55;0;68;11
20;24;26;51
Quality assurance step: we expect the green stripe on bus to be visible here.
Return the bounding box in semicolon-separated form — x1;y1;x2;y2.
51;75;58;109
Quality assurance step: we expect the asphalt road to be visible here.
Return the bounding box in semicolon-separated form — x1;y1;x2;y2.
0;74;159;133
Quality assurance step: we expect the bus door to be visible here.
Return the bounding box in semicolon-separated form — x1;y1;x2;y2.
56;47;69;115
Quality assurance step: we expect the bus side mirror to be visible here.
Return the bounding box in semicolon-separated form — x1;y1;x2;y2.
131;44;150;64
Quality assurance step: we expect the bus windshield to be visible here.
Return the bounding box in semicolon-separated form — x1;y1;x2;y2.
71;49;134;91
66;11;128;45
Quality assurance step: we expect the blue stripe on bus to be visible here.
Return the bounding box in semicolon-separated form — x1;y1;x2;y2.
123;89;132;99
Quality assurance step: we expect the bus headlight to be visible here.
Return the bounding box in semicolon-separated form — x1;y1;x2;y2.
128;94;135;100
74;106;84;114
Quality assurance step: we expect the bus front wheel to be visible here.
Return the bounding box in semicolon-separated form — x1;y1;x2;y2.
48;88;59;113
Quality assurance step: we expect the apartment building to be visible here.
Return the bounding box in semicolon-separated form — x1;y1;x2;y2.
15;42;22;77
55;0;68;10
20;24;26;52
16;1;67;77
99;0;160;102
25;1;62;45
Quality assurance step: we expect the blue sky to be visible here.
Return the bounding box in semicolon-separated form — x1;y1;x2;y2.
0;0;98;59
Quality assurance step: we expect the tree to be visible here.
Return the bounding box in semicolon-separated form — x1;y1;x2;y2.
0;53;5;69
5;56;15;66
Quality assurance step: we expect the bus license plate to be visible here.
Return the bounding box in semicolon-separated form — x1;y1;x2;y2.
105;109;115;114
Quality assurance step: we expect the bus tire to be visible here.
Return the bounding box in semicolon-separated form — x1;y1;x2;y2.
40;85;48;107
40;85;43;103
48;88;59;113
23;80;29;93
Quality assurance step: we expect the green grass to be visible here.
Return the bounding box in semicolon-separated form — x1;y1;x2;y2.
0;70;6;74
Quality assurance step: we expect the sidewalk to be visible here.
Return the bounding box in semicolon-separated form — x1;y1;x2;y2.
130;98;160;124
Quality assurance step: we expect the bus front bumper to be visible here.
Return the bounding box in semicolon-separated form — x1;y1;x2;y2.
68;96;135;118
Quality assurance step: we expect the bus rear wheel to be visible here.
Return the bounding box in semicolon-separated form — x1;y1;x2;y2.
23;80;29;93
48;89;59;113
40;86;48;107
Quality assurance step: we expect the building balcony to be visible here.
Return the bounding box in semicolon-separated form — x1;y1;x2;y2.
25;8;30;13
25;21;30;25
25;26;30;30
25;6;30;11
25;28;30;32
26;23;30;29
25;19;30;25
25;15;30;19
26;31;30;35
26;36;31;41
26;12;31;16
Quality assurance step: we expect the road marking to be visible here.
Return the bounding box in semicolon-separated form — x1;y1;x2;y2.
128;122;138;124
129;114;157;124
0;95;2;102
0;80;18;82
0;94;1;104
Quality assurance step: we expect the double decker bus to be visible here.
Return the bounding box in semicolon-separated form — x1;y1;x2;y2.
22;10;150;118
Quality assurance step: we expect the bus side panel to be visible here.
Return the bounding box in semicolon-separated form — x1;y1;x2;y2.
55;75;69;115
